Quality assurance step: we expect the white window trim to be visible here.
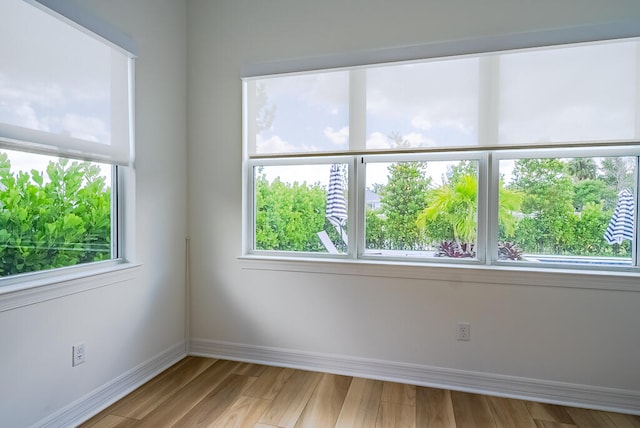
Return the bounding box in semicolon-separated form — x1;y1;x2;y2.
242;27;640;282
238;255;640;293
241;20;640;78
245;146;640;274
0;261;141;312
0;1;137;295
0;162;138;306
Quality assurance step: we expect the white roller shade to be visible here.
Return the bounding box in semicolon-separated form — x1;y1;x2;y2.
0;0;133;165
245;37;640;158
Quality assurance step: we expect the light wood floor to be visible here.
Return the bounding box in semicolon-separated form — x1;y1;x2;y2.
80;356;640;428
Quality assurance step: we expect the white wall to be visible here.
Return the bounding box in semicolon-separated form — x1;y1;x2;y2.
187;0;640;410
0;1;187;426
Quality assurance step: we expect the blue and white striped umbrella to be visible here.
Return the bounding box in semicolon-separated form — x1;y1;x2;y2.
326;164;347;228
604;188;635;245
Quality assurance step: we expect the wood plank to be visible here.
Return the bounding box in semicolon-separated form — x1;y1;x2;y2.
243;366;295;400
450;391;496;428
78;358;200;427
258;369;323;427
294;373;352;428
208;395;271;428
376;402;415;428
534;421;577;428
486;396;537;428
172;374;256;427
135;359;240;427
565;407;618;428
334;378;384;428
80;414;138;428
416;387;455;428
604;411;640;428
381;381;416;406
525;402;575;425
110;356;215;419
232;362;268;377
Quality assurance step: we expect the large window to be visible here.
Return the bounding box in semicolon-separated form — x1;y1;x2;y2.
243;37;640;272
0;0;133;280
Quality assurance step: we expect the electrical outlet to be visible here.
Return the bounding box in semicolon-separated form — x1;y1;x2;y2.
457;322;470;341
72;344;85;366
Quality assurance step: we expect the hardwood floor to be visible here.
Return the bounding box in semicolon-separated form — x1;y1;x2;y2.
79;357;640;428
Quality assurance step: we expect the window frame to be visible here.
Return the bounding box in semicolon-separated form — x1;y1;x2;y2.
244;146;640;273
0;0;136;294
490;146;640;271
246;155;356;259
358;151;489;265
241;33;640;278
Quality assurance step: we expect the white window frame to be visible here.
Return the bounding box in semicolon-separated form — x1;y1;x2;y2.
358;151;488;265
0;0;138;308
490;146;640;271
241;27;640;285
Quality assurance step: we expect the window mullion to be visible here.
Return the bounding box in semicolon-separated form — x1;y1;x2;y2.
634;156;640;267
349;69;367;258
486;152;500;265
349;69;367;153
352;156;364;259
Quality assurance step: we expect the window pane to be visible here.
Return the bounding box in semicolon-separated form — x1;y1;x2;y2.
249;71;349;155
365;160;479;259
498;156;636;266
499;41;638;145
0;149;113;277
254;163;348;253
366;58;479;150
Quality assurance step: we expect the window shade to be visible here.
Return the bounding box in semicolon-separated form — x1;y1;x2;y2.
0;0;133;166
244;37;640;158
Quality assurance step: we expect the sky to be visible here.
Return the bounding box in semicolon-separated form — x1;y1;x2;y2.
0;148;112;186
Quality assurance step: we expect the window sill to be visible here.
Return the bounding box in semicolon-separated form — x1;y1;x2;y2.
238;255;640;292
0;262;142;312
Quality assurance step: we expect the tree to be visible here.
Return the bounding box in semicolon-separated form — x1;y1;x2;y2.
0;153;111;276
380;161;430;250
567;158;597;181
510;158;575;254
417;171;522;247
254;174;331;252
572;179;616;211
600;157;634;192
255;83;276;133
365;208;386;249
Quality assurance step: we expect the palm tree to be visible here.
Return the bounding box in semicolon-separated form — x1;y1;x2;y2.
416;174;522;246
567;158;597;181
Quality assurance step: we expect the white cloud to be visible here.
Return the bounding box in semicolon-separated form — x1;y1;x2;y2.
365;131;435;150
366;132;391;149
256;134;295;154
255;134;320;155
411;113;432;130
58;114;109;143
403;132;436;148
324;126;349;145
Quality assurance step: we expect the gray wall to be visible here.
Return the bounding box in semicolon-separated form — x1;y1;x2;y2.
187;0;640;403
0;1;187;426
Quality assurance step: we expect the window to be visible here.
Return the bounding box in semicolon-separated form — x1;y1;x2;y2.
243;37;640;272
0;0;133;280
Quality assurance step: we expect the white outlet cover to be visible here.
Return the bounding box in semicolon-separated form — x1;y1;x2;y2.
457;323;470;341
72;344;86;366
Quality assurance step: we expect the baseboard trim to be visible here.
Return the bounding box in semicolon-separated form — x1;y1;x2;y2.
189;338;640;416
34;340;187;428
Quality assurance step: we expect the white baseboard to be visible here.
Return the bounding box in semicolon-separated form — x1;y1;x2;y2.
34;340;187;428
189;338;640;416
